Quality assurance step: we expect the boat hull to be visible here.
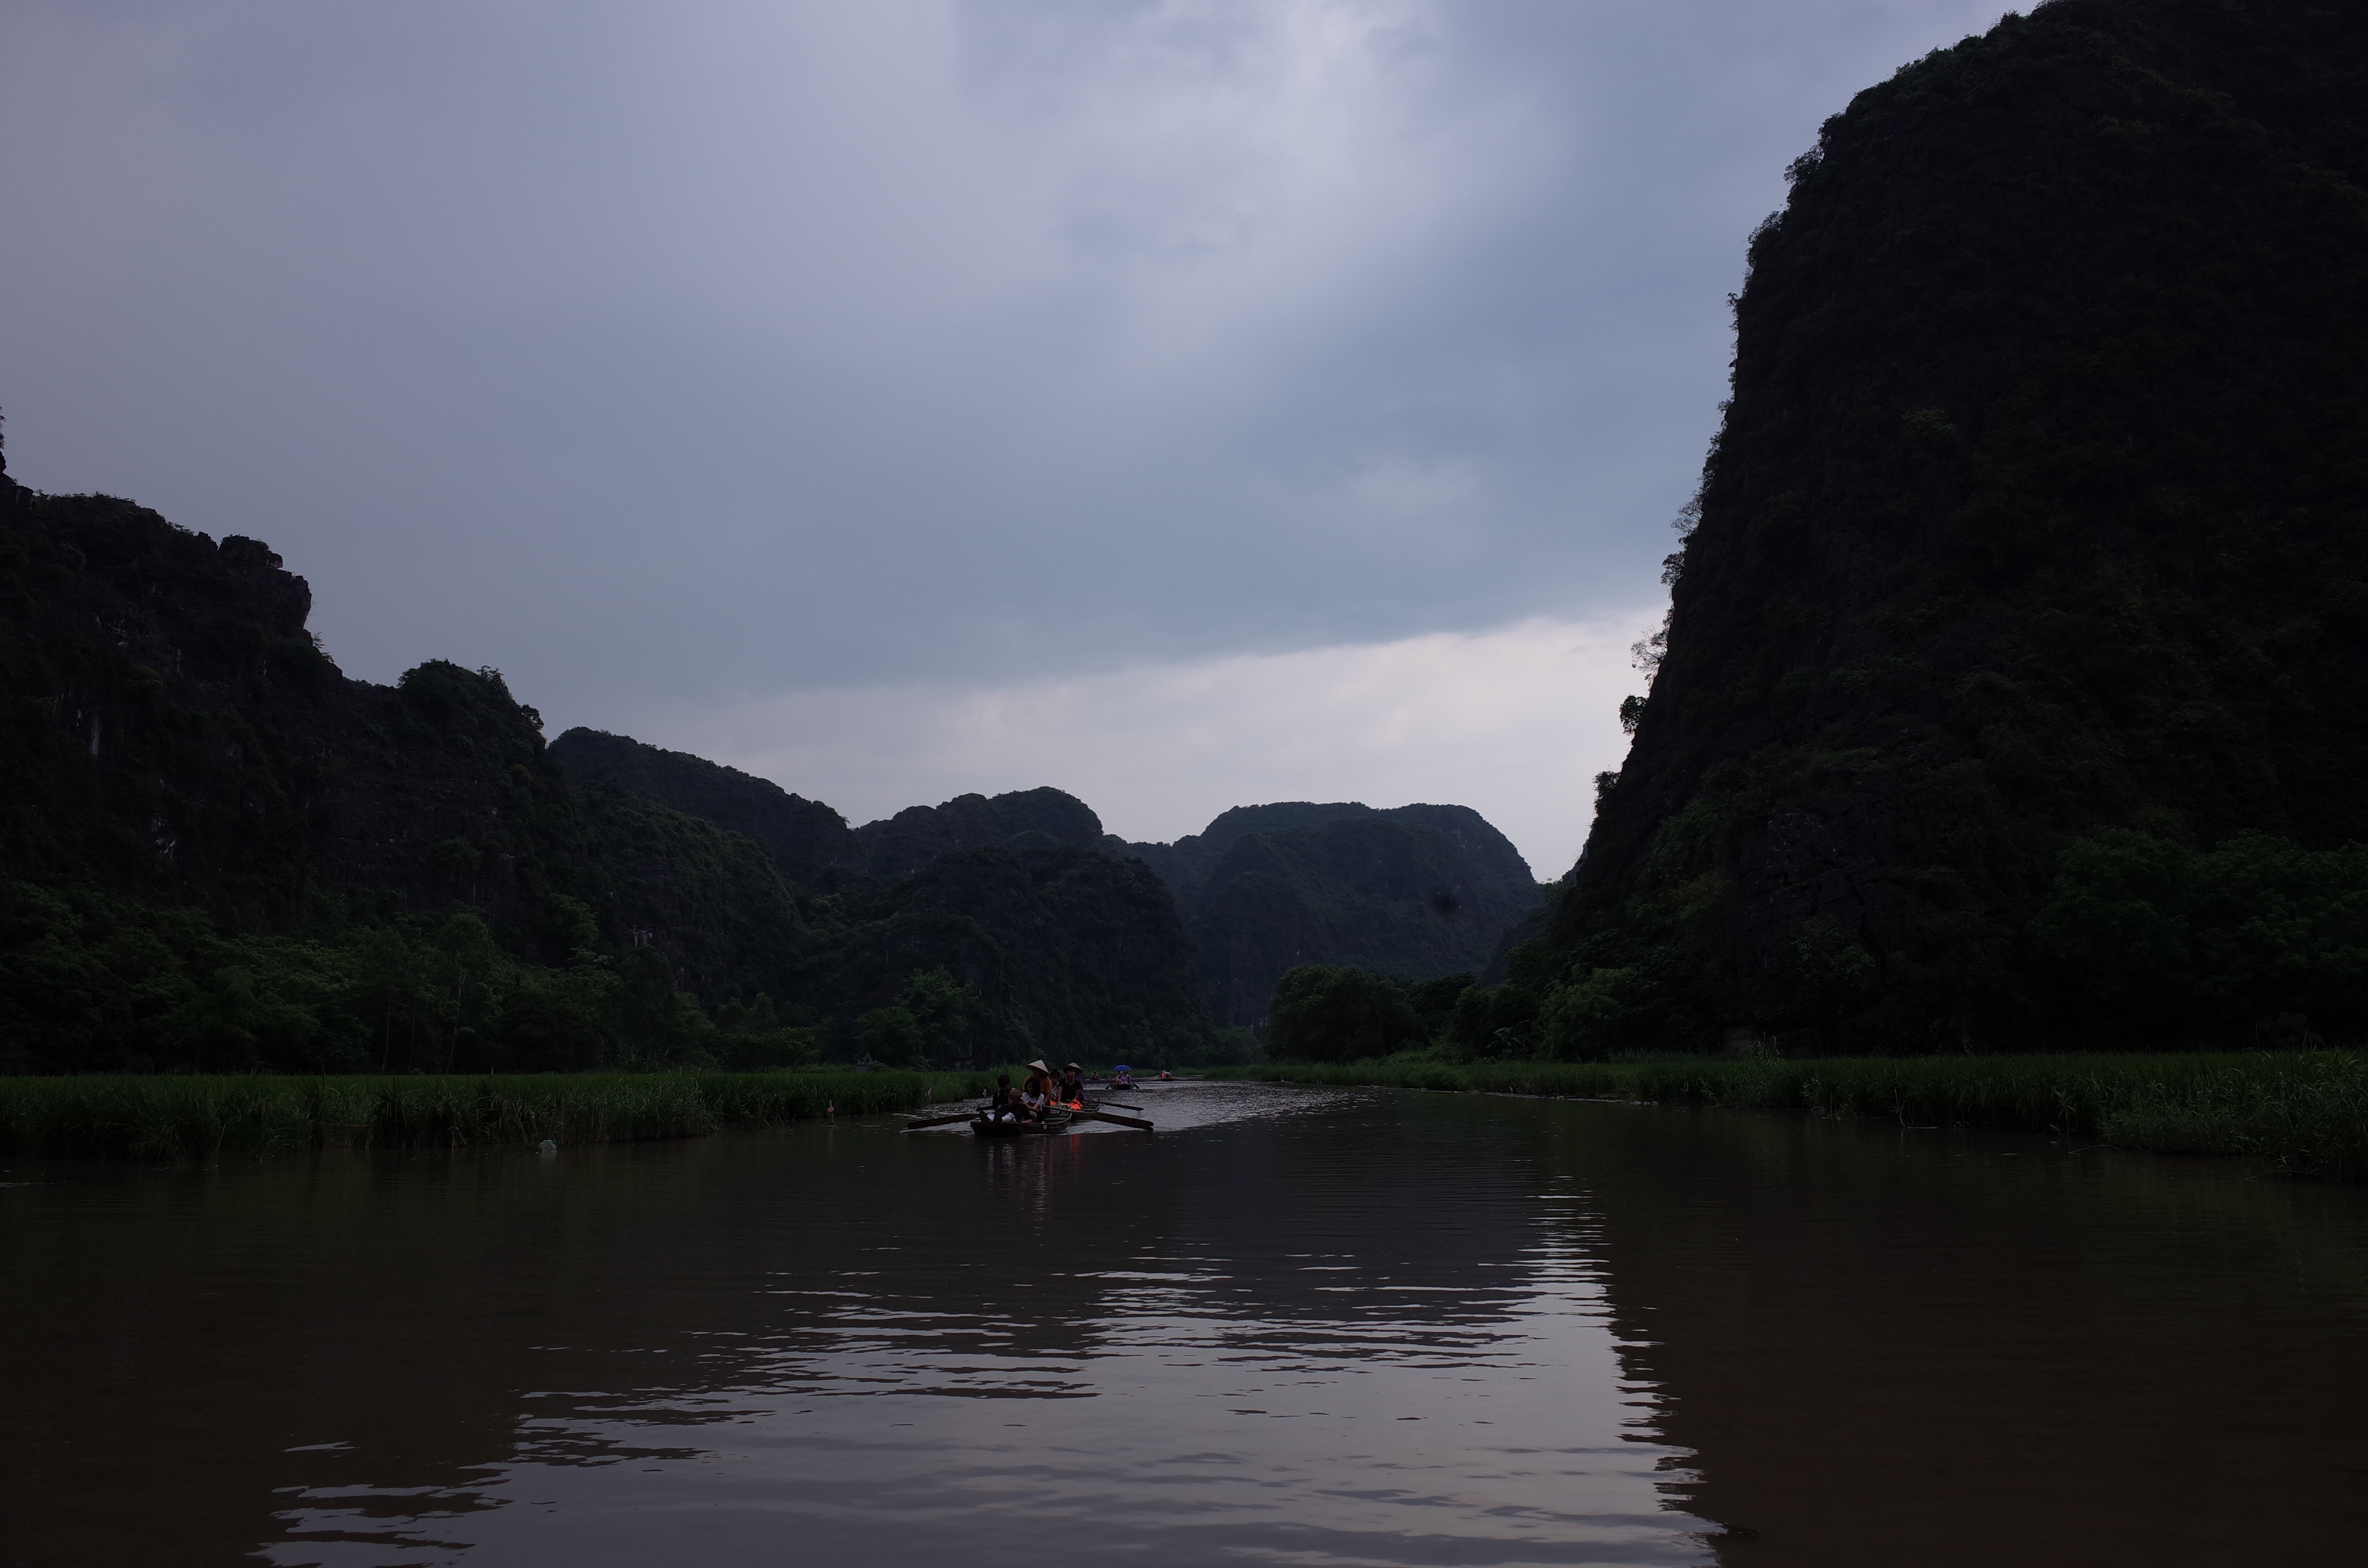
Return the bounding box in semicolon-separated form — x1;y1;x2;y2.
970;1112;1073;1137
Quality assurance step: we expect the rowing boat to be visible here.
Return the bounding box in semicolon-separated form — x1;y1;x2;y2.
970;1108;1073;1137
905;1102;1154;1134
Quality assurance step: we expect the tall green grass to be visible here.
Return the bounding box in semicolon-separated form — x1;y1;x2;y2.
1205;1053;2368;1179
0;1069;997;1161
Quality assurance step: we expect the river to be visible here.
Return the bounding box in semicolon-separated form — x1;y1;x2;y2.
3;1082;2364;1566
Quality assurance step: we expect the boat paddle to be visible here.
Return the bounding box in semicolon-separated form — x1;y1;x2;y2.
902;1109;983;1130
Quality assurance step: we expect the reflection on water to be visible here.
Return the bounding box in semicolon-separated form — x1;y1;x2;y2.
2;1082;2364;1566
1568;1107;2368;1567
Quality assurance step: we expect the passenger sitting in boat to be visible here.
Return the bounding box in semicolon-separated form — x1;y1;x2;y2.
1057;1063;1086;1108
1020;1060;1059;1120
986;1074;1019;1121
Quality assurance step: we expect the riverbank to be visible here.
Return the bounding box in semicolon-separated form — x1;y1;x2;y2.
1203;1053;2368;1179
0;1070;999;1161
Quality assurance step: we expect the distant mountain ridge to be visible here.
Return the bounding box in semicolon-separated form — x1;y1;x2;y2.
550;734;1545;1034
542;728;852;886
1115;802;1542;1027
548;729;1110;887
540;732;1216;1062
851;786;1110;882
0;429;1541;1070
1118;801;1533;905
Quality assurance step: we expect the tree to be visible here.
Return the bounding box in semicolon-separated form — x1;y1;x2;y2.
1268;965;1424;1062
854;968;980;1067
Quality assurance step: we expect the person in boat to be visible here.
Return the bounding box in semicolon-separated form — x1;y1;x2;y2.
985;1073;1020;1121
1111;1064;1135;1090
1019;1060;1059;1121
1056;1062;1087;1109
1158;1068;1172;1080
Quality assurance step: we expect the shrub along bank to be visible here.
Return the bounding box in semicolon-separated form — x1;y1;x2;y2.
0;1069;1000;1162
1205;1053;2368;1180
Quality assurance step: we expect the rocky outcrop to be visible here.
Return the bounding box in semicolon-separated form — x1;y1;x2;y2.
0;477;1212;1066
0;481;591;938
1118;802;1541;1027
548;728;853;886
542;732;1213;1056
1554;0;2368;1052
849;785;1109;882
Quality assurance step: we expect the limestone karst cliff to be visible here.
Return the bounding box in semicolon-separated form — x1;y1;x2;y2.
1535;0;2368;1054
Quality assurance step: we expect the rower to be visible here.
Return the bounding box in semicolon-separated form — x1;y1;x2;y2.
986;1073;1019;1121
1056;1062;1086;1109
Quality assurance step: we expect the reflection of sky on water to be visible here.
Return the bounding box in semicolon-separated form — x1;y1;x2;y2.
253;1084;1710;1567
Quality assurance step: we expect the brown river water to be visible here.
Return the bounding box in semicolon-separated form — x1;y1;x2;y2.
3;1081;2365;1567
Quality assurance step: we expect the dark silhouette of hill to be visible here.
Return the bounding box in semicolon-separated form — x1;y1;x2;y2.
546;733;1211;1060
545;728;853;885
1517;0;2368;1056
549;730;1112;884
849;785;1109;881
1118;802;1541;1027
546;733;1542;1035
0;459;1210;1071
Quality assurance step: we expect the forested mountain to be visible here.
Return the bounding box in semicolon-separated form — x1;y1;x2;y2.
851;786;1110;881
0;416;1546;1073
0;466;1211;1072
556;727;1544;1036
544;728;854;886
548;730;1111;886
545;733;1210;1063
1515;0;2368;1057
1119;803;1541;1027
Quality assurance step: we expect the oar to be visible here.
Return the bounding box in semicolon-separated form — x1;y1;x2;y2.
1071;1109;1154;1131
903;1109;981;1130
1094;1100;1144;1111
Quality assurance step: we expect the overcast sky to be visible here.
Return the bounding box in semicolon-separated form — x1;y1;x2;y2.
0;0;2009;873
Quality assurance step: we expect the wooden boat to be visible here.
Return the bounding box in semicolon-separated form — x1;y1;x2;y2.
904;1103;1149;1134
970;1108;1073;1137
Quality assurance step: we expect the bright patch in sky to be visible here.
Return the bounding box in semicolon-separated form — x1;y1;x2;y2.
667;610;1661;875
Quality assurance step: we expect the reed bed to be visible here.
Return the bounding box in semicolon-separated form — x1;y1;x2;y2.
1207;1052;2368;1179
0;1069;996;1162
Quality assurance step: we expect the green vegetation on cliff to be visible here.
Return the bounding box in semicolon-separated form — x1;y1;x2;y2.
1528;0;2368;1055
0;464;1539;1076
547;733;1215;1065
0;472;1213;1072
1122;802;1541;1027
0;882;813;1076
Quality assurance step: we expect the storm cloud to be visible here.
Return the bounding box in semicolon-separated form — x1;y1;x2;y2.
0;0;2012;867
